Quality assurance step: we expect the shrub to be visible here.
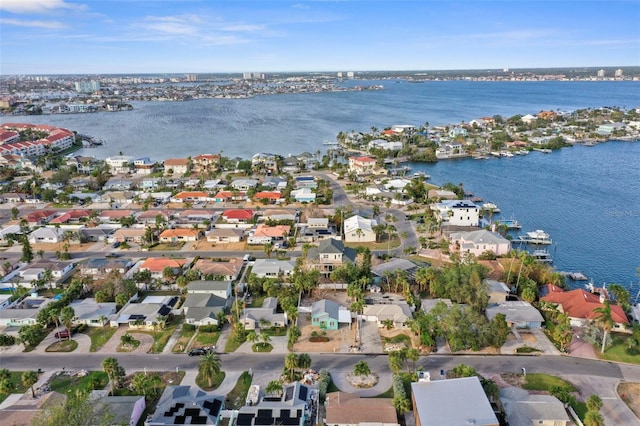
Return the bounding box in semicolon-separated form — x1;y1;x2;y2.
199;325;217;333
183;324;196;332
317;369;331;403
0;334;16;346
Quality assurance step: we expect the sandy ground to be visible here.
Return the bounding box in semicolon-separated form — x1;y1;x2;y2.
31;242;90;253
293;313;351;353
618;382;640;419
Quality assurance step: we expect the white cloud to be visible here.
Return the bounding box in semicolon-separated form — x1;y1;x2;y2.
0;18;67;29
0;0;84;14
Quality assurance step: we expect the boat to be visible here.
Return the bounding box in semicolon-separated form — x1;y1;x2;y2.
517;149;529;155
481;202;501;213
495;217;522;229
500;151;514;157
490;151;502;157
531;249;553;263
518;229;552;245
568;272;589;281
412;172;430;179
533;148;552;153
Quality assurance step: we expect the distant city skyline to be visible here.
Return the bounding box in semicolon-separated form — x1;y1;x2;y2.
1;0;639;75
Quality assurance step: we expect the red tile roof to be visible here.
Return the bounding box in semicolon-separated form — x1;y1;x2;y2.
140;258;187;272
254;191;282;200
541;286;628;324
222;209;254;220
350;156;376;163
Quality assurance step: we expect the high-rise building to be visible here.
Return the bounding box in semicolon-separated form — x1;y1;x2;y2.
186;74;197;82
597;69;606;78
337;72;343;78
615;69;624;77
346;71;354;78
74;80;100;93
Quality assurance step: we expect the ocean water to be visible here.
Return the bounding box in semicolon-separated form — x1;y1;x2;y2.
4;80;640;292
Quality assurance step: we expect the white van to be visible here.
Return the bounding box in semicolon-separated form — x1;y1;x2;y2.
243;254;251;263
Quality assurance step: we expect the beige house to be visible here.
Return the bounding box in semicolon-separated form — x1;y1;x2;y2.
343;215;377;243
325;392;398;426
449;229;511;256
348;156;377;175
112;228;146;244
163;158;189;176
206;228;244;243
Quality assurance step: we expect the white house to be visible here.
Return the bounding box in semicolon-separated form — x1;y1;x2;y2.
28;227;64;244
343;215;377;243
105;155;134;174
449;229;511;256
431;199;480;227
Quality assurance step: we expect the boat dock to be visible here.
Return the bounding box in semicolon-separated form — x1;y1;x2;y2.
495;218;522;229
568;272;589;281
532;249;553;263
518;229;552;245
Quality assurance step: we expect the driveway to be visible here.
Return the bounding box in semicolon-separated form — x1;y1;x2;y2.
568;327;597;359
358;320;382;353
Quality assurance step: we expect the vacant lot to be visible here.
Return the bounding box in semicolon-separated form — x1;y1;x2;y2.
618;382;640;419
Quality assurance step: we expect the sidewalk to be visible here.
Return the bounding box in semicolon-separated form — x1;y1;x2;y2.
163;324;183;354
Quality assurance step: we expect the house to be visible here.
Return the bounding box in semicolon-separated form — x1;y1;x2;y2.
307;218;329;229
431;199;480;227
236;382;311;426
80;257;133;276
251;259;296;278
411;376;499;426
308;238;356;277
325;392;398;426
263;176;288;190
261;209;297;222
25;209;57;226
186;280;232;300
290;188;316;203
88;391;146;426
368;138;403;151
68;298;116;327
176;209;215;224
540;285;629;330
251;152;278;173
0;296;52;326
427;189;457;200
206;228;244;243
163;158;189;176
192;258;243;281
192;154;220;173
343;215;377;243
182;293;228;326
98;209;135;223
159;228;200;243
485;279;511;304
171;191;210;203
240;297;286;330
222;209;254;223
141;177;162;190
136;210;172;226
79;227;114;242
115;295;178;328
371;258;419;282
28;226;64;244
231;178;259;191
21;259;75;281
449;230;511;256
0;391;67;426
103;179;134;191
311;299;350;331
112;228;146;244
254;191;283;204
139;258;187;279
146;386;224;426
247;224;290;245
295;176;317;189
348;156;377;175
105;155;134;174
500;387;570;426
362;303;412;329
49;209;91;225
0;224;22;244
213;190;246;203
133;157;155;175
486;301;544;329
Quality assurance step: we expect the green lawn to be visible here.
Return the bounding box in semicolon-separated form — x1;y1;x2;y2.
0;371;34;403
138;322;179;354
85;326;118;352
598;335;640;364
196;371;225;391
150;242;185;251
173;325;196;353
48;371;109;395
195;331;221;347
225;328;247;353
45;339;78;352
383;334;411;346
225;372;253;409
522;373;576;392
344;236;401;250
252;343;273;352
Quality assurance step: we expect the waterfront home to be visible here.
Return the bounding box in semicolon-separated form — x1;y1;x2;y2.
540;284;629;330
597;122;625;135
146;386;224;426
192;258;243;281
163;158;189;176
139;258;187;279
427;189;457;200
240;297;286;330
431;199;480;227
368;138;403;151
206;228;244;243
325;392;399;426
449;229;511;256
251;152;278;172
222;209;254;223
521;114;537;124
251;259;296;278
486;301;544;329
411;376;499;426
105;155;134;174
343;214;377;243
192;154;220;173
66;155;100;174
133;157;155;175
159;228;200;243
348;156;377;175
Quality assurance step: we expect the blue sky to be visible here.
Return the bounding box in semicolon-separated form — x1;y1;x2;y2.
1;0;639;74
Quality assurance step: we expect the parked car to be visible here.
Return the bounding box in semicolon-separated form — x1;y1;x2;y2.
54;329;71;339
112;242;121;248
188;347;214;356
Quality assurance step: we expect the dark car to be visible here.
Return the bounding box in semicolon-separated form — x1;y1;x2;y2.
54;329;71;339
188;347;214;356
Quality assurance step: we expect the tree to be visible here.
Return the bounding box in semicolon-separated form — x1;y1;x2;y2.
263;242;273;259
11;206;19;220
584;410;604;426
18;324;43;348
486;313;510;348
593;301;614;353
607;283;630;312
102;357;126;393
60;306;75;338
285;353;299;381
259;331;272;348
198;352;221;388
0;378;15;395
22;370;39;398
131;372;149;396
20;237;34;263
586;394;603;412
297;353;312;370
353;360;371;376
266;380;283;396
287;325;301;346
406;348;420;372
449;363;477;378
246;330;259;346
35;390;115;426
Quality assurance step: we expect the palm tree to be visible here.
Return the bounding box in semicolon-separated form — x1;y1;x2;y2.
198;352;221;388
594;301;614;353
246;330;259;347
102;357;124;393
266;379;283;396
284;353;299;381
259;331;272;349
60;306;75;339
297;353;311;371
263;242;273;259
21;370;39;398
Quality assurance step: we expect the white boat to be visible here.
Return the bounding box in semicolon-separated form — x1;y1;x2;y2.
481;202;501;213
501;151;514;157
518;149;529;155
519;229;552;245
495;217;521;229
532;249;553;263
